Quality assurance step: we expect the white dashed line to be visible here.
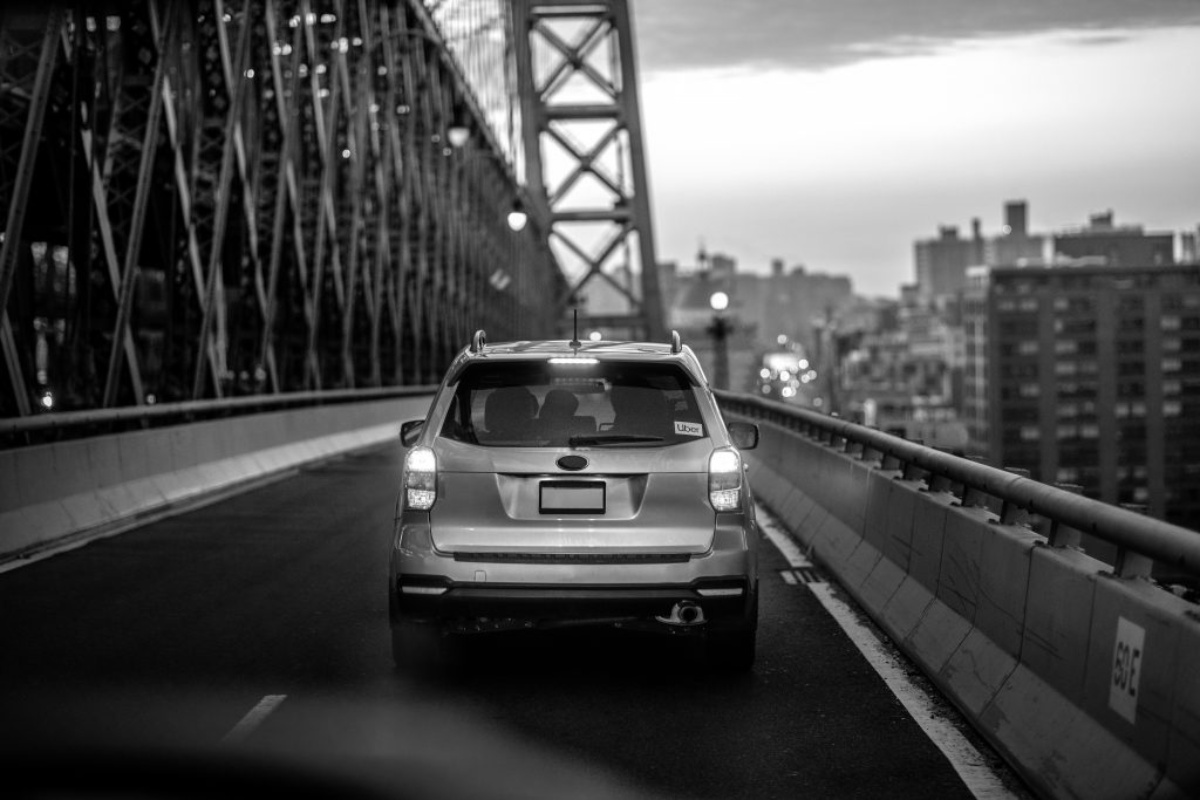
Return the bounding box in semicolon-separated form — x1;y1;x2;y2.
221;694;287;744
759;511;1020;800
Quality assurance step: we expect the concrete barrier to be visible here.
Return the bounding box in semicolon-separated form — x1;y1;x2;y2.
743;417;1200;800
1;395;432;564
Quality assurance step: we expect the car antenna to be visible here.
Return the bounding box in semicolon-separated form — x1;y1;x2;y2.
569;308;581;350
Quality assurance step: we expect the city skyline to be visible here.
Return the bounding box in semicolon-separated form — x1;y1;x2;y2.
631;1;1200;298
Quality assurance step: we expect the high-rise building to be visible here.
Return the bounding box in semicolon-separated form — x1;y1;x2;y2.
986;200;1047;266
964;262;1200;531
914;221;984;300
1052;211;1175;266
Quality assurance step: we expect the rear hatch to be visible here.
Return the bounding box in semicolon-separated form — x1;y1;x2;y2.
429;438;716;554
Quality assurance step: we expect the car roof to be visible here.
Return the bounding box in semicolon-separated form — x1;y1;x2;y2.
474;340;676;358
445;335;709;382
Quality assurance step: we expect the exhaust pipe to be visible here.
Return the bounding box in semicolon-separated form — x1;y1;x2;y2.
656;600;706;626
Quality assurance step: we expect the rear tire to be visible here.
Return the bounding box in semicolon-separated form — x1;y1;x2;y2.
706;584;758;672
391;620;452;674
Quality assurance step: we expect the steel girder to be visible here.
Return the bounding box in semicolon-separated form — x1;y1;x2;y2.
510;0;664;341
0;0;560;417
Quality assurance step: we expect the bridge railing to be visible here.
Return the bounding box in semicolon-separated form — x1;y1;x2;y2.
0;387;439;450
718;389;1200;799
717;390;1200;583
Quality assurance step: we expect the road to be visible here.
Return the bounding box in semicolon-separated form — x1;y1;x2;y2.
0;443;1024;799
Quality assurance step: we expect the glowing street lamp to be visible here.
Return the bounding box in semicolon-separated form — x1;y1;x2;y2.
507;198;528;232
708;291;732;390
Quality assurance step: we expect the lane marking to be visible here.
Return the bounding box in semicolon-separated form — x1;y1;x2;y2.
221;694;287;744
780;569;798;585
759;512;1020;800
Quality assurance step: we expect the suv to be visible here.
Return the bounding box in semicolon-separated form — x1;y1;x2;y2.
389;331;760;669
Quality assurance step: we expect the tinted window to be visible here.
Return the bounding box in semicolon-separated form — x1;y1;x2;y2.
440;361;707;447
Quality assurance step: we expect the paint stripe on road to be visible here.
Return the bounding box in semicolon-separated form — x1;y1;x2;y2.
221;694;287;744
759;512;1020;800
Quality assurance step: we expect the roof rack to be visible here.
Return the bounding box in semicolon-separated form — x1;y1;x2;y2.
470;330;487;353
670;330;682;354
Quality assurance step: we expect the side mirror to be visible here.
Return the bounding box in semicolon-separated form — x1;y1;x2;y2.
399;419;425;447
728;421;759;450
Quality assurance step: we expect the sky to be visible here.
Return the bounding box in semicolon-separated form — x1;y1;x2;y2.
628;0;1200;298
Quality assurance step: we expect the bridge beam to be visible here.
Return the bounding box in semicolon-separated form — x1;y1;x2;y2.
511;0;665;341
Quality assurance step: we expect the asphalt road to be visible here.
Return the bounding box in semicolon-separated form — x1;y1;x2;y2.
0;444;1014;799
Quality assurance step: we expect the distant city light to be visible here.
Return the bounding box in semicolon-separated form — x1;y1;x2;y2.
710;291;729;312
40;392;54;410
588;331;602;342
759;368;771;379
776;334;788;345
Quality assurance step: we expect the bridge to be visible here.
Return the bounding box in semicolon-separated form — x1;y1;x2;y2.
2;3;1198;798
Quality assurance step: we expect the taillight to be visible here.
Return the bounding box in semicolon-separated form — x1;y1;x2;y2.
709;448;742;511
403;446;437;510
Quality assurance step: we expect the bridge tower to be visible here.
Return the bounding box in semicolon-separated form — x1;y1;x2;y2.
510;0;665;341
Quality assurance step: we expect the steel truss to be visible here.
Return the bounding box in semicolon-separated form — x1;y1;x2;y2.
0;0;563;417
511;0;663;341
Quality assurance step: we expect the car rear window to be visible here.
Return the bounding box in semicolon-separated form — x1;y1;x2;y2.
439;361;708;447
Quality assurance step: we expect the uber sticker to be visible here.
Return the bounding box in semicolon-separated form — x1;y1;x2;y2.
674;421;703;437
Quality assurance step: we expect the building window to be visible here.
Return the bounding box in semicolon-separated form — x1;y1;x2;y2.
1080;424;1099;439
1058;403;1078;418
1019;383;1040;398
1055;340;1078;355
1165;400;1183;417
1164;358;1182;372
1055;361;1077;376
1056;467;1079;483
1018;340;1039;355
1021;425;1040;441
1163;338;1181;353
1164;380;1182;395
1056;424;1077;439
1019;298;1038;312
1162;316;1181;331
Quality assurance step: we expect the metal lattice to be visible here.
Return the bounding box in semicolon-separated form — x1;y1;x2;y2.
0;0;565;417
511;0;664;341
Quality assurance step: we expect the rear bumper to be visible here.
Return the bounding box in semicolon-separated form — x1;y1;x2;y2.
394;576;754;630
390;510;758;633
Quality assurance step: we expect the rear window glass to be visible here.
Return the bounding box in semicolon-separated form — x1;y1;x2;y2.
440;361;707;447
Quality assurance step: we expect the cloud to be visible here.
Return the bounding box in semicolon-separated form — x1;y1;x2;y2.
631;0;1200;72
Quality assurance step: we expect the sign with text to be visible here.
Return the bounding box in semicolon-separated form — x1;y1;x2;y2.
1109;616;1145;724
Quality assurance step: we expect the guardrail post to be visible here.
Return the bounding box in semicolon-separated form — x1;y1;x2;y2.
1114;504;1154;579
924;471;954;494
996;468;1031;527
1044;483;1084;548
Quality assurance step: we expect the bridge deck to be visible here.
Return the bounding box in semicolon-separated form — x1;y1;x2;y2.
0;443;1021;798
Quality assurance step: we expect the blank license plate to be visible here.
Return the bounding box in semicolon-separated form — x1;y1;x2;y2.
540;481;606;514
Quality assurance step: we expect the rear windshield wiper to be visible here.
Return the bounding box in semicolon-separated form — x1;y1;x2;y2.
569;434;665;447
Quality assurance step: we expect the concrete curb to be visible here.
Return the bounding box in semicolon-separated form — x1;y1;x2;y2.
1;396;432;565
744;424;1200;799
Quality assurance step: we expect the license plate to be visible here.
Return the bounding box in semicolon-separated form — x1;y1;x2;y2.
540;480;606;514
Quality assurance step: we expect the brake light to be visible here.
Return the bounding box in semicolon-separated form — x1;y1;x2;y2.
709;448;741;511
403;446;437;510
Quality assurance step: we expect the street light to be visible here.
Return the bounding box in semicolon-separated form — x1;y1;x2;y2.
708;291;731;390
507;197;528;232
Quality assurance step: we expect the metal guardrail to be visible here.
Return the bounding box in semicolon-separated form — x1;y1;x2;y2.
0;386;439;449
717;390;1200;582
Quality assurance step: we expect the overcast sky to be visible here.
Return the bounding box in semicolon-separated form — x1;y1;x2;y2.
629;0;1200;297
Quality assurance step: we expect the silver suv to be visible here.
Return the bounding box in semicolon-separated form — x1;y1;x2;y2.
389;331;760;670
